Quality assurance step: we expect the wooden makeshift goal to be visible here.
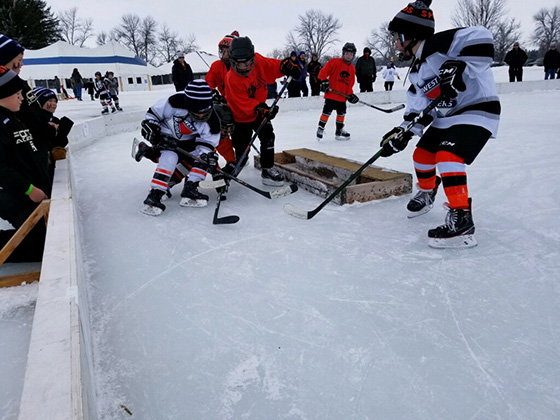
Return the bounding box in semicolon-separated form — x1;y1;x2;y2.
0;200;50;288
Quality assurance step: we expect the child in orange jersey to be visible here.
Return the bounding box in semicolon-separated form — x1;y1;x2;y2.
224;36;301;186
316;42;359;141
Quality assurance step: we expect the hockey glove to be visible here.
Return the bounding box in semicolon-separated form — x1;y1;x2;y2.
280;58;302;79
320;80;329;92
254;102;279;121
438;60;467;100
212;89;226;105
403;112;433;128
347;93;359;104
200;152;219;174
380;127;413;157
94;92;100;99
141;119;161;143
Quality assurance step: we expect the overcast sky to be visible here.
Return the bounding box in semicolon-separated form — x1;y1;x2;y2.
45;0;558;55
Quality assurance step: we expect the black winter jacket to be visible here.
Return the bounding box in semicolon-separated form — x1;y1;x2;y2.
171;59;194;91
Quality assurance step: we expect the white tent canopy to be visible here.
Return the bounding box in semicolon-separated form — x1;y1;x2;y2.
20;41;165;92
158;51;220;76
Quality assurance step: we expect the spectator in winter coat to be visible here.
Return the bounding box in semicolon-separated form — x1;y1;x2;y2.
543;43;560;80
307;53;322;96
355;47;376;92
504;42;528;82
70;68;84;100
298;51;309;97
287;51;302;97
171;52;194;92
53;75;61;94
0;66;50;262
382;61;400;91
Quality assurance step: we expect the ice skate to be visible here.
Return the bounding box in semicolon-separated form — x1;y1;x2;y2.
180;181;209;207
117;106;123;111
316;127;324;141
335;129;351;141
101;108;109;115
132;138;150;162
141;189;166;216
428;199;477;249
111;107;117;113
407;176;441;218
261;167;285;186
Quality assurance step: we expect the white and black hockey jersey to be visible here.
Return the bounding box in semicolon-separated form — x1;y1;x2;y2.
404;26;501;138
145;93;220;158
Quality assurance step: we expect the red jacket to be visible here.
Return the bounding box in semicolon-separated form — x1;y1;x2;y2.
205;59;229;97
318;58;356;102
224;53;283;123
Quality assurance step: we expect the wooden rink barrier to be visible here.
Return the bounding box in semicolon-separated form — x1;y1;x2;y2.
255;148;412;205
0;200;50;288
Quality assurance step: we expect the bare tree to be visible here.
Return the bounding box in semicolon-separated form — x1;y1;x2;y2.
177;33;198;55
96;31;109;46
158;24;181;63
114;14;142;57
366;22;399;64
289;9;341;58
58;7;94;47
532;7;560;53
493;19;521;61
452;0;507;28
139;16;158;65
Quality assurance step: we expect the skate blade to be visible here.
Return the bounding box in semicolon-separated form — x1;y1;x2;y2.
131;137;140;160
335;136;351;141
428;234;477;249
407;204;434;219
140;205;163;216
179;198;208;207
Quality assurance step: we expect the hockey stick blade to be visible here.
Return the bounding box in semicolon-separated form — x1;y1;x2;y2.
268;184;298;199
283;203;314;220
213;214;240;225
199;179;227;189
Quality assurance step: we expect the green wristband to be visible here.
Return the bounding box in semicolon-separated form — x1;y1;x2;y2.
25;185;34;195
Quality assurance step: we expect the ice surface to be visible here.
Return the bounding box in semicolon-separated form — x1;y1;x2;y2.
68;83;560;419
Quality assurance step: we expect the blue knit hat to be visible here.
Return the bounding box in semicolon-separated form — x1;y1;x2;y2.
0;65;23;99
0;34;25;66
33;87;57;107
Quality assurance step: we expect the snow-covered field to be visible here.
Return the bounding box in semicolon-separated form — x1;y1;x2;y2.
2;65;559;420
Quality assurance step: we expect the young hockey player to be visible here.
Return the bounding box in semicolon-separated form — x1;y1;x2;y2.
105;72;123;111
380;0;500;248
140;79;220;215
205;31;239;172
93;71;116;115
224;36;301;186
316;43;359;141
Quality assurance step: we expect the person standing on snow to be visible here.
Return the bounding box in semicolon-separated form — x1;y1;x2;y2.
355;47;376;92
543;43;560;80
172;52;194;92
504;41;527;82
105;72;123;111
224;36;301;186
379;0;500;248
315;42;359;141
93;71;116;115
140;80;221;215
382;60;400;91
307;53;323;96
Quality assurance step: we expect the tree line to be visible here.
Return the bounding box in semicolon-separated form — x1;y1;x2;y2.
0;0;558;66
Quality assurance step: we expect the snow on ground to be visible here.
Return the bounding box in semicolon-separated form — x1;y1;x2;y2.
1;65;559;420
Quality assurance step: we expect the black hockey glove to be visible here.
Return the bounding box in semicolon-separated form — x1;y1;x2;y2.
94;92;100;99
158;134;178;151
212;89;226;105
320;80;329;92
438;60;467;100
254;102;279;121
200;152;219;174
280;58;302;79
347;93;359;104
380;127;413;157
141;119;161;143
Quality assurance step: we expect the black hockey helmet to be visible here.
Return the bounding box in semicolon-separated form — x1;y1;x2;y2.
184;79;213;122
229;36;255;76
342;42;357;54
94;71;102;78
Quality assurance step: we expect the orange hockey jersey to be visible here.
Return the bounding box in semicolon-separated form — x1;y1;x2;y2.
205;59;228;96
318;57;356;102
224;53;283;123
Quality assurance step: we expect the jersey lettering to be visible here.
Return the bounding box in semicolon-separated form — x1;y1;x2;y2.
14;129;37;151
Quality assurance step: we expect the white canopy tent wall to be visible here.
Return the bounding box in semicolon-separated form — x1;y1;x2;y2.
20;41;165;93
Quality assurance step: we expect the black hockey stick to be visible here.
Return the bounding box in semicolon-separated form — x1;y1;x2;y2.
176;147;298;200
231;75;293;176
283;94;442;220
328;88;406;113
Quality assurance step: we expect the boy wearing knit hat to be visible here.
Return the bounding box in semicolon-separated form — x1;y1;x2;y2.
0;66;50;262
139;79;221;215
0;34;24;74
379;0;501;248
